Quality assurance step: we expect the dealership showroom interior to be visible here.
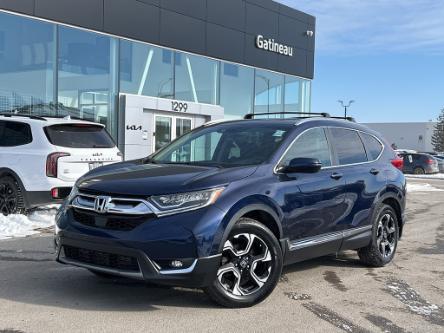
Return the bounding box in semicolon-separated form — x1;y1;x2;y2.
0;0;443;332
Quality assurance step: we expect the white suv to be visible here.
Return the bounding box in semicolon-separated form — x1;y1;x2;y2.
0;114;122;215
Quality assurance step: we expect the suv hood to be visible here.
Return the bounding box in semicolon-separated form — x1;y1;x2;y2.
76;160;257;196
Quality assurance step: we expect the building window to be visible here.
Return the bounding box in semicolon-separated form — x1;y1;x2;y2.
284;75;311;114
57;26;117;136
0;12;55;114
254;69;284;115
220;63;254;119
120;40;174;99
174;52;219;104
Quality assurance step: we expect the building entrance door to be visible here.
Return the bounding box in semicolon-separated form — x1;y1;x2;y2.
153;114;193;153
121;94;223;160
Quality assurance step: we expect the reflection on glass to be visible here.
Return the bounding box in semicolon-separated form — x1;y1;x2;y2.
175;52;218;104
284;75;311;114
176;118;192;137
57;26;117;135
220;63;254;119
0;12;55;114
155;116;172;151
120;40;174;98
254;69;284;115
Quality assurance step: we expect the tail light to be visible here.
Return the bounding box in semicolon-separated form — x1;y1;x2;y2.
391;157;404;170
51;188;59;199
426;158;435;165
46;152;70;178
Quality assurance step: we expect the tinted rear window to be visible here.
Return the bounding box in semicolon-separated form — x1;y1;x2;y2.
330;128;367;165
45;124;115;148
0;120;32;147
361;133;383;160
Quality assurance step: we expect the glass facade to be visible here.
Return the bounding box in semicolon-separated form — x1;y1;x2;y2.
0;11;311;141
254;69;284;114
0;13;55;114
58;26;118;136
220;63;254;119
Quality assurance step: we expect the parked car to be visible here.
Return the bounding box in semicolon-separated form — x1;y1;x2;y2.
398;152;439;174
55;112;406;308
0;114;122;215
433;155;444;173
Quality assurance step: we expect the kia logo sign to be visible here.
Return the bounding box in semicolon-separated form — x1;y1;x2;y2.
255;35;293;57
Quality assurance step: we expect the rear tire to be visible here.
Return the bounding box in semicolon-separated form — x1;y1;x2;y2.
413;167;425;175
0;176;25;216
204;218;283;308
358;204;399;267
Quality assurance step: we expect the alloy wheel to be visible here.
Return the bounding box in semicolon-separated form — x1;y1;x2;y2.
217;233;273;296
376;213;396;258
0;182;18;215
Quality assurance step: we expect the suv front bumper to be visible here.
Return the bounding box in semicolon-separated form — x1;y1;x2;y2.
55;230;221;288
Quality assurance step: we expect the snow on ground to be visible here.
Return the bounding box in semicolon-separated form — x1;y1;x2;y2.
406;173;444;180
407;183;444;192
0;206;58;240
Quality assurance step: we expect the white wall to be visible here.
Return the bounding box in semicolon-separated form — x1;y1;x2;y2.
363;122;436;152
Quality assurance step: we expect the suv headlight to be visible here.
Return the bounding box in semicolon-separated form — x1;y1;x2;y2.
150;187;224;215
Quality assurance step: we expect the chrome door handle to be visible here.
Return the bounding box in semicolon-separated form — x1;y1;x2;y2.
370;168;380;175
330;172;343;180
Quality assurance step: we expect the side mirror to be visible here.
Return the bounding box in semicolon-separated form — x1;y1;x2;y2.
277;157;322;174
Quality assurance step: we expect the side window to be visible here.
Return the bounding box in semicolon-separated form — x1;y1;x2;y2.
361;133;383;160
403;154;413;164
330;128;367;165
281;127;332;167
0;120;33;147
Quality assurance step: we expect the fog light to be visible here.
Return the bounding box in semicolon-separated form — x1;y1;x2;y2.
170;260;184;268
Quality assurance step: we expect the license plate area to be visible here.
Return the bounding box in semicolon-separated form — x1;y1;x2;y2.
89;162;104;170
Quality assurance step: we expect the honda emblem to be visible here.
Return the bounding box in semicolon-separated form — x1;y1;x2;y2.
94;196;112;213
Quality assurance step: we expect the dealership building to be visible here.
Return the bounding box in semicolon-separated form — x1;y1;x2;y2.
0;0;315;159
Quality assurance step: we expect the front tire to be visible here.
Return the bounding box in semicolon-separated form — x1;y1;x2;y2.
204;218;283;308
0;176;25;216
358;205;399;267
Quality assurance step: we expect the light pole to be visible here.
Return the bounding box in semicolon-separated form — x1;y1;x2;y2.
338;100;355;118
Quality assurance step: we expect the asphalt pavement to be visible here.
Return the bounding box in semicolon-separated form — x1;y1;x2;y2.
0;178;443;333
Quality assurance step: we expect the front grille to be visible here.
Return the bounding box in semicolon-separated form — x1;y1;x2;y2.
72;209;149;231
64;246;139;272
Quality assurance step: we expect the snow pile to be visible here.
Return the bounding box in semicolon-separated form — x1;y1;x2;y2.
0;206;58;239
407;183;444;192
406;173;444;180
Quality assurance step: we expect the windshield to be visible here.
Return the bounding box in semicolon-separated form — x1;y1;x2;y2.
151;122;292;167
45;124;115;148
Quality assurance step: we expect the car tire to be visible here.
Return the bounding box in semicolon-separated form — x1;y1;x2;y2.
358;204;399;267
0;176;25;216
413;167;425;175
204;217;283;308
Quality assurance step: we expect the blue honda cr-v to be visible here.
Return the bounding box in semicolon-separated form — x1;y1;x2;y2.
55;113;406;307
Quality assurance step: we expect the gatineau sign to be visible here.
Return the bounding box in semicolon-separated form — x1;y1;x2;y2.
255;35;293;57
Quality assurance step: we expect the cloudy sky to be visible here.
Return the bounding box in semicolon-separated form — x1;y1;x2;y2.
276;0;444;122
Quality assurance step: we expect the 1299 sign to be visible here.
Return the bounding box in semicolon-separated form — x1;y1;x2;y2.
171;101;188;112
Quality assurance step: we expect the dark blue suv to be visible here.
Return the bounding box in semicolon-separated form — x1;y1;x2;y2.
55;113;406;307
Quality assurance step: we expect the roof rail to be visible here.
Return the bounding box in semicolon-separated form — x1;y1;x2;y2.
243;112;356;122
329;116;356;122
0;112;47;121
244;112;330;119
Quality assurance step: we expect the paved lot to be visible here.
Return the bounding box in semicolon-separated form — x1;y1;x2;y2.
0;178;443;333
